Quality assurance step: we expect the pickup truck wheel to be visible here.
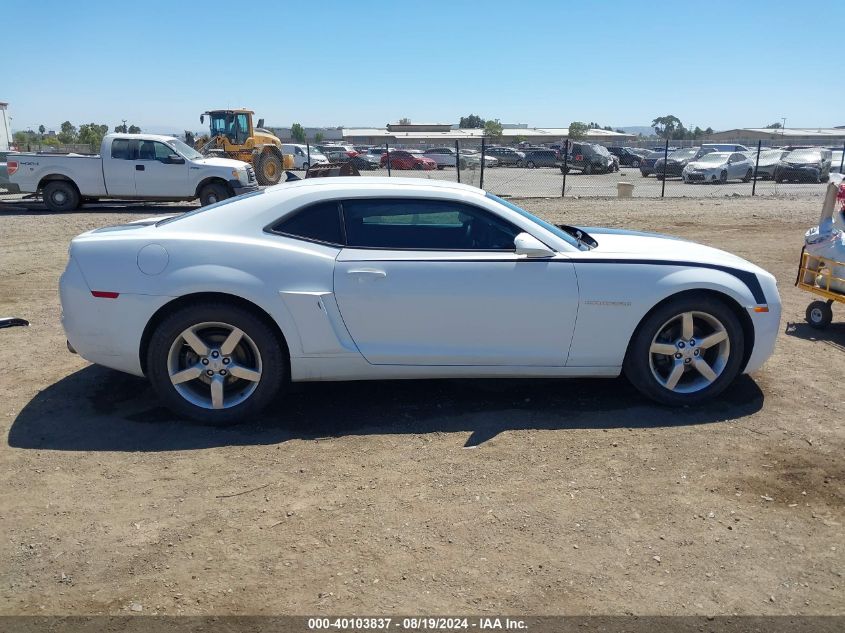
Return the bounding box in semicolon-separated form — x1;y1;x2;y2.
42;181;80;212
199;182;230;206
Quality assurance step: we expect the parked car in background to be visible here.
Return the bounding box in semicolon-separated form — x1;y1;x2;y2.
639;150;666;177
774;148;832;183
380;150;437;170
682;152;755;184
562;143;614;174
522;148;559;168
485;146;525;166
281;144;329;170
347;155;378;171
749;149;788;180
355;151;382;170
654;147;702;179
613;147;649;167
423;147;461;169
459;149;498;168
831;150;843;174
9;133;258;210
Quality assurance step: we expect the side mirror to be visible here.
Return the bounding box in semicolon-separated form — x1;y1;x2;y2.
256;118;264;129
166;155;185;165
200;114;205;124
514;232;554;258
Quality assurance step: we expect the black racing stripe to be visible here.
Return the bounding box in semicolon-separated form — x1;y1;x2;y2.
568;258;767;304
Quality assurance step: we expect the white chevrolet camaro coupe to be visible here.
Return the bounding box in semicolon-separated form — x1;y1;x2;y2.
60;178;781;423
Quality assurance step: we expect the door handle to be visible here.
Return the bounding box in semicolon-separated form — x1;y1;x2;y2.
135;165;145;171
347;268;387;279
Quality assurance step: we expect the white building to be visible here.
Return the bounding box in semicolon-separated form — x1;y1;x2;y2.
0;102;11;152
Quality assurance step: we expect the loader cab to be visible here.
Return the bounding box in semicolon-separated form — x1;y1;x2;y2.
204;110;252;146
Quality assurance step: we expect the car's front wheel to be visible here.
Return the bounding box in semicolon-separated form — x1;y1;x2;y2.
624;294;744;406
147;303;287;424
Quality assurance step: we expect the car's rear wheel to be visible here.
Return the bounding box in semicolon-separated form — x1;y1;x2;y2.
624;294;744;406
632;159;640;167
43;181;80;212
584;164;593;175
720;170;728;183
147;303;286;424
526;160;536;169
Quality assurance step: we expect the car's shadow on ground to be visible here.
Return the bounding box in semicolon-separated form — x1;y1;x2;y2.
8;365;764;452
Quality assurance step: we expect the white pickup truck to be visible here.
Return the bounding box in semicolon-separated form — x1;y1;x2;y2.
7;133;259;211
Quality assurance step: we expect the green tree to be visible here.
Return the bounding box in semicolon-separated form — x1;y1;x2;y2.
314;131;324;143
483;118;503;139
704;127;713;135
57;121;77;144
114;123;127;133
128;125;141;134
568;121;589;140
41;136;60;147
78;123;109;149
765;122;782;129
38;124;46;138
290;123;306;143
459;114;485;128
651;115;683;140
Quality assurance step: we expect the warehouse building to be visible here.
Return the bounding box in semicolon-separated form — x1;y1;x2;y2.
708;127;845;147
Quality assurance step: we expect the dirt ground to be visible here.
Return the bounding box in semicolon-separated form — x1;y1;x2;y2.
0;194;842;617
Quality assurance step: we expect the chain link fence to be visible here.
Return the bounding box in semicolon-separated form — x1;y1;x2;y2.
313;138;845;199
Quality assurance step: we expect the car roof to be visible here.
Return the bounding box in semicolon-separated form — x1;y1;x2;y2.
265;177;485;196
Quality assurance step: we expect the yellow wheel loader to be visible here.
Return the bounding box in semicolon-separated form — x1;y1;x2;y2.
199;109;292;186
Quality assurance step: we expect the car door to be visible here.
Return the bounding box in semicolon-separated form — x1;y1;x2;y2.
134;140;190;197
102;138;138;196
333;197;580;366
728;153;746;179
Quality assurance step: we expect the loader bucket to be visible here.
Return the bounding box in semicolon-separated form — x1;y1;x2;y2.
305;162;361;178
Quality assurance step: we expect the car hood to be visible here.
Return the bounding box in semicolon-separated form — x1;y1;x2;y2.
195;156;249;170
579;227;754;269
685;160;726;170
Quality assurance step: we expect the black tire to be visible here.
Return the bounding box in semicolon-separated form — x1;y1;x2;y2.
255;150;283;186
656;173;663;181
302;162;310;171
459;159;468;169
147;302;287;425
742;169;752;183
805;301;833;329
199;182;230;206
413;163;424;170
437;165;444;170
623;293;745;406
720;170;728;184
560;166;570;174
584;164;593;175
632;159;640;167
42;181;80;212
516;160;524;168
526;161;536;169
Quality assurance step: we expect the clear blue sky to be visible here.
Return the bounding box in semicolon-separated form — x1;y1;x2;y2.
6;0;844;133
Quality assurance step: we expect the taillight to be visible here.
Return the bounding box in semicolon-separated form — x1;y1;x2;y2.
6;161;18;176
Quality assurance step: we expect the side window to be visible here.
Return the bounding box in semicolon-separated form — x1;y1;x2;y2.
111;139;132;160
342;198;520;251
154;142;177;162
270;201;343;245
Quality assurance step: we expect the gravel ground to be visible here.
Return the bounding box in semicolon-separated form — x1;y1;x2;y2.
0;194;842;616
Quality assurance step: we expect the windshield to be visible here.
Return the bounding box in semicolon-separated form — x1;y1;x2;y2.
589;145;610;156
786;149;821;161
167;138;203;160
486;193;581;249
671;148;698;160
696;153;730;164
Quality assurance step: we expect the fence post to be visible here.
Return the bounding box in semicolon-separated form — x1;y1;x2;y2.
660;138;669;198
306;143;311;171
752;140;762;196
479;137;486;190
385;142;391;176
455;139;461;184
840;141;845;174
561;140;569;198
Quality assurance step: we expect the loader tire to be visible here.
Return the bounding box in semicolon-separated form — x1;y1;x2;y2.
256;150;283;186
